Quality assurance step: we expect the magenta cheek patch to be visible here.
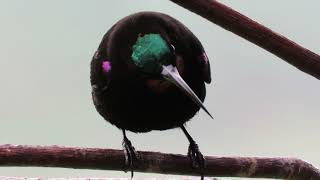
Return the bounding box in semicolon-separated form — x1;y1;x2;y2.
102;60;112;73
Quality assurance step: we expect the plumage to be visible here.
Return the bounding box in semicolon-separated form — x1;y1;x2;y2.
90;11;212;179
91;11;211;132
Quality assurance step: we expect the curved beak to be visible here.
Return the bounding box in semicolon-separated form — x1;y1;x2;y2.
161;65;213;119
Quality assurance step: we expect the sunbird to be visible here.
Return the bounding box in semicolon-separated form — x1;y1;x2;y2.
90;12;212;179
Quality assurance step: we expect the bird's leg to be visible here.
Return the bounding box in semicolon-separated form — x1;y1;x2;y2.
122;129;138;178
181;125;205;180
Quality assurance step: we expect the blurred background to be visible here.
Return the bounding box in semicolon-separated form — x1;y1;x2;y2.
0;0;319;179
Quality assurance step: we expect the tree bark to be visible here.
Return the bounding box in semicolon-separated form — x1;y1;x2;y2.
169;0;320;80
0;145;319;180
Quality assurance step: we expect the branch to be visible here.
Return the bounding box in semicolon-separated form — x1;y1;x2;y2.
0;178;218;180
0;145;319;180
169;0;320;80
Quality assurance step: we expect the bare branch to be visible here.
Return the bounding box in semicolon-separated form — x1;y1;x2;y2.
0;144;319;179
169;0;320;80
0;177;218;180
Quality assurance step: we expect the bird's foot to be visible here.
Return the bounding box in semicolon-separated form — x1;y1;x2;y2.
122;136;138;178
188;141;205;180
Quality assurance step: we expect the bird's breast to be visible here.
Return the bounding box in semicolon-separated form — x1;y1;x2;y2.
145;79;173;94
143;54;187;94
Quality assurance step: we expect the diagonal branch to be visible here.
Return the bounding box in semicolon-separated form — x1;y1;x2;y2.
0;144;319;179
169;0;320;80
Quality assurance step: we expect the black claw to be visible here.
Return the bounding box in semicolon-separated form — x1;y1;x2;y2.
122;136;138;178
181;126;206;180
188;141;205;180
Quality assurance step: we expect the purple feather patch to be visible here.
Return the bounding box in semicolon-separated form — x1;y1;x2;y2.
102;60;111;73
202;53;209;64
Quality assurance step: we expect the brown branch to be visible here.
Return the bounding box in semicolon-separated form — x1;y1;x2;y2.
169;0;320;80
0;145;319;180
0;178;219;180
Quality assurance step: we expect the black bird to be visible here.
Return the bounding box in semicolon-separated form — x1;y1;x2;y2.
90;12;212;178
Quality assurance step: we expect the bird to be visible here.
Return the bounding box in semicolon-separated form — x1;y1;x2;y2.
90;11;212;179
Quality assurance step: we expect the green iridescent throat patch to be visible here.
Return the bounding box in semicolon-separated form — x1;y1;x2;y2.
131;34;172;73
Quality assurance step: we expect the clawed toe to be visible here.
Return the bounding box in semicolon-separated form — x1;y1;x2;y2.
188;141;205;170
122;130;138;178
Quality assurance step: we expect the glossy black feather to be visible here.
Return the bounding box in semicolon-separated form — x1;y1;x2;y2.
90;12;211;133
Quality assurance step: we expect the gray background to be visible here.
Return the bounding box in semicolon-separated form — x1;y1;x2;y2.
0;0;319;179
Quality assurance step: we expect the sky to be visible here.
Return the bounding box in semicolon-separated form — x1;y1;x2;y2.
0;0;319;179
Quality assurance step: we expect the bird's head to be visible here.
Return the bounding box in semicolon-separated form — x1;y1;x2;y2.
131;33;173;74
131;33;213;119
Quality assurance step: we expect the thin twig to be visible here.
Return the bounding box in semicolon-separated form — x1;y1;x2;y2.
0;144;319;179
169;0;320;80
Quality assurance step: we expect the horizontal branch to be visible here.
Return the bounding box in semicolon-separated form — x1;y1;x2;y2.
169;0;320;80
0;145;319;180
0;178;218;180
